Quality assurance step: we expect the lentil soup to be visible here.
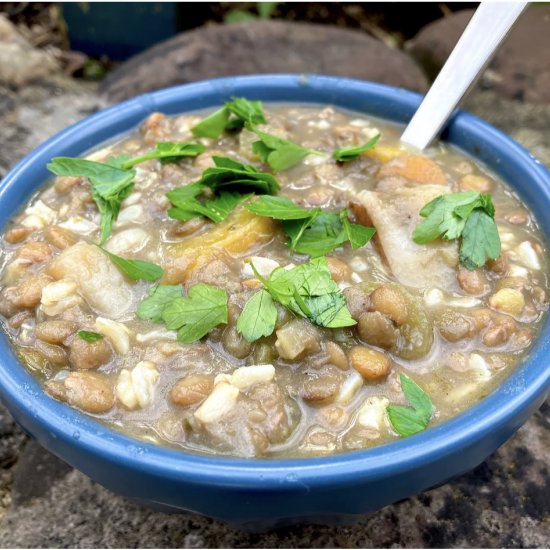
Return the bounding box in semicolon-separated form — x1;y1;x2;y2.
0;101;547;458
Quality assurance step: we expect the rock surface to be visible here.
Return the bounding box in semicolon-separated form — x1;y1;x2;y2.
0;32;549;546
464;91;550;167
0;15;59;87
0;76;105;178
0;403;547;548
100;20;429;102
408;5;550;102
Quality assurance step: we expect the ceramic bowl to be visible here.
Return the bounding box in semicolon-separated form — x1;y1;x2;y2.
0;75;549;530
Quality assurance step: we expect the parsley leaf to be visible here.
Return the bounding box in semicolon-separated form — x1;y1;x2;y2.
48;143;202;244
340;209;377;249
413;192;481;243
48;157;135;244
104;153;133;169
246;195;318;220
120;142;205;168
284;213;347;256
196;156;280;195
333;134;380;162
162;284;228;343
277;258;355;328
47;157;134;198
78;330;104;342
459;209;501;271
99;247;164;281
247;196;375;256
165;157;276;225
413;191;501;270
200;192;251;222
191;97;266;138
226;97;266;128
251;257;356;329
93;186;133;245
284;212;321;251
191;107;230;139
166;206;202;223
136;283;227;343
236;289;278;343
165;183;206;206
168;192;250;224
251;129;321;171
387;373;433;437
137;285;182;322
302;291;355;328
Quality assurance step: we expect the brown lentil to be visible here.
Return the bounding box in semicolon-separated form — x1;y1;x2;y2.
349;346;391;380
369;285;408;326
171;375;214;407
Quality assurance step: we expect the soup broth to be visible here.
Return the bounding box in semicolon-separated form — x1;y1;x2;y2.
0;103;547;458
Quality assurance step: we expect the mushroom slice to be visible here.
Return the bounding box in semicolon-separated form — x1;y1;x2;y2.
357;185;459;291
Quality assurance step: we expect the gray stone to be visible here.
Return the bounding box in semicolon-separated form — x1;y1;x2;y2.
0;403;26;523
11;441;72;506
0;404;26;470
464;89;550;167
408;5;550;103
0;403;547;547
0;75;105;178
0;15;59;87
100;20;428;102
406;9;474;81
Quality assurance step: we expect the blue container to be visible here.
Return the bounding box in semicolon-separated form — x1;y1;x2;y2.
0;75;549;530
62;2;179;60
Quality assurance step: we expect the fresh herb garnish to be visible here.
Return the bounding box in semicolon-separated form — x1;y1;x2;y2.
161;284;228;343
192;156;280;195
136;283;228;343
412;191;501;270
118;142;206;168
246;195;319;220
251;129;321;171
246;196;375;256
47;157;135;244
165;182;206;205
47;157;134;197
77;330;104;343
98;247;164;281
191;97;266;138
340;210;377;249
387;373;433;437
168;191;251;223
47;141;203;244
333;134;380;162
459;209;501;271
191;107;230;139
240;257;356;333
165;156;279;223
236;289;278;343
225;97;266;129
284;212;346;256
137;285;182;322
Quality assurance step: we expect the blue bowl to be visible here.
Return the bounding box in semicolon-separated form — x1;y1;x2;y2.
0;75;549;530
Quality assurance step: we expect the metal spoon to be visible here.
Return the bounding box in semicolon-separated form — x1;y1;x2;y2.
401;1;527;150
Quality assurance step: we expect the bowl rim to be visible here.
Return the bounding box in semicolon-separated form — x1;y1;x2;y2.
0;74;549;490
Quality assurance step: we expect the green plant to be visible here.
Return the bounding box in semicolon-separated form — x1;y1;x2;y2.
223;2;279;24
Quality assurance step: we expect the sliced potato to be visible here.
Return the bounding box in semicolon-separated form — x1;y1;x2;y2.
162;207;276;284
379;155;447;185
47;242;134;318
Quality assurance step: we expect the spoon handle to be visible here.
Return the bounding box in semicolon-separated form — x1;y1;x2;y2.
401;1;527;150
